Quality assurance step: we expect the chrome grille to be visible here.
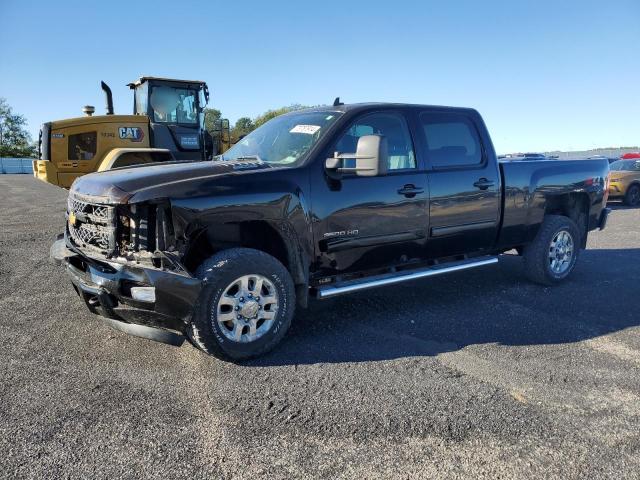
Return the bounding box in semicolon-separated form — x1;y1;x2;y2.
67;192;115;252
88;205;110;223
68;197;89;215
69;223;112;249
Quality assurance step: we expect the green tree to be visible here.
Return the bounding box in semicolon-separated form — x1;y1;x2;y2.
0;98;37;157
231;117;255;142
204;107;229;152
203;107;222;135
253;104;308;129
214;104;316;148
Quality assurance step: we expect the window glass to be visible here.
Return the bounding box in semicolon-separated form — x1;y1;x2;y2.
221;111;341;165
610;160;640;171
420;113;482;168
68;132;97;160
335;112;416;170
149;86;198;124
134;82;148;116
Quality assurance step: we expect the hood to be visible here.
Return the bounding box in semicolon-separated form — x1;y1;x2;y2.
70;160;272;204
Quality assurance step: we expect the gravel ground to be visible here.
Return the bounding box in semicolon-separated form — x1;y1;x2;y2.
1;175;639;479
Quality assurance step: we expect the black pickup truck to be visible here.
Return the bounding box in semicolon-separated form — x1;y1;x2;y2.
52;103;611;360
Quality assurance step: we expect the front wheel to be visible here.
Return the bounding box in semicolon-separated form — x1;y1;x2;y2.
624;184;640;207
523;215;580;286
188;248;296;361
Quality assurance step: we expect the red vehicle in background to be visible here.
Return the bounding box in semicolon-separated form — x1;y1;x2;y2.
621;152;640;160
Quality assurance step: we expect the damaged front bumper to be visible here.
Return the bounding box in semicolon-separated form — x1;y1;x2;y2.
51;235;202;346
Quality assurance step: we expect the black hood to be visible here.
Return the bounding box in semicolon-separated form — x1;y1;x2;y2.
70;160;272;204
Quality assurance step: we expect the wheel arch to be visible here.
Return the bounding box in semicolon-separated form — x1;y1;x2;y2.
623;181;640;206
542;192;590;248
182;219;309;306
626;181;640;193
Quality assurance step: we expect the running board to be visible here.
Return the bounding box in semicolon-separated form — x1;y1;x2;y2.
314;256;498;299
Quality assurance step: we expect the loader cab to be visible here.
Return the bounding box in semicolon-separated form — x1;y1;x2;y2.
129;77;212;161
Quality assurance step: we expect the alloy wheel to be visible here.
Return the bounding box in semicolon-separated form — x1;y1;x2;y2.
214;274;279;343
548;230;574;274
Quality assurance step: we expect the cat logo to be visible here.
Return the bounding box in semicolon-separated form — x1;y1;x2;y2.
68;211;77;227
118;127;144;142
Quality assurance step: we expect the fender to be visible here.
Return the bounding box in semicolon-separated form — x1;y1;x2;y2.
169;167;314;290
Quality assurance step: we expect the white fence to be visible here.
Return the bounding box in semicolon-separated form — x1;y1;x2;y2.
0;158;34;174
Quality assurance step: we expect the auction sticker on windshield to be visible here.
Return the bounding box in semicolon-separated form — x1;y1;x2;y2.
290;125;321;135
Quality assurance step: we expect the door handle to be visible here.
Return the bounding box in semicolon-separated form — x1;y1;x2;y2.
397;184;424;197
473;178;494;190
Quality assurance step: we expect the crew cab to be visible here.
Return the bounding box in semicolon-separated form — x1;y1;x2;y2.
51;103;611;360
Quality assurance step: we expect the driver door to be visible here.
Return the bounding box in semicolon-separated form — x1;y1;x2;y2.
309;110;429;276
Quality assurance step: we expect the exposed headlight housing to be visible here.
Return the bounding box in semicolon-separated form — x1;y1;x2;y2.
130;286;156;303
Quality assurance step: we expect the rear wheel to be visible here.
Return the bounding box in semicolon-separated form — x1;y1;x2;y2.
188;248;295;360
523;215;580;286
624;184;640;207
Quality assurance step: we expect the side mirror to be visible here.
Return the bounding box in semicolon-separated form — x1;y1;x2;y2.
325;135;388;177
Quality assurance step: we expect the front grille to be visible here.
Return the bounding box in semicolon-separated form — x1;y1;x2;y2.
70;222;111;250
67;193;116;253
66;192;174;262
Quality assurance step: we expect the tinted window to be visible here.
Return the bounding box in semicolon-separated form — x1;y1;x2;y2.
335;112;416;170
68;132;97;160
420;113;482;168
610;160;640;171
150;86;198;124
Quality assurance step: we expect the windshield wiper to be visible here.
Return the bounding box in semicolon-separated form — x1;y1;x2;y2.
234;155;264;162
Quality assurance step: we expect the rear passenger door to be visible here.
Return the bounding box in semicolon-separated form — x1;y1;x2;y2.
415;110;501;257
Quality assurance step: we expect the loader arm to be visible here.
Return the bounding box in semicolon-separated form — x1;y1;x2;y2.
97;148;175;171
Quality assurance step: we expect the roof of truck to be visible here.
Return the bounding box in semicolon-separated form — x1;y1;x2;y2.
289;102;479;115
127;76;207;87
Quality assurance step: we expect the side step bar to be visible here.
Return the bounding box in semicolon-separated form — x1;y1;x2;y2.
315;256;498;299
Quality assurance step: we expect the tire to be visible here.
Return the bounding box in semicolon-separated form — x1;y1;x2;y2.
188;248;296;361
624;184;640;207
523;215;580;286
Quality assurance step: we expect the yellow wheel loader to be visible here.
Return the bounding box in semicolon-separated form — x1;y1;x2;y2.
33;77;229;188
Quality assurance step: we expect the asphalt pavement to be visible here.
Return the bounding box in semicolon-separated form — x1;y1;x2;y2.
1;175;639;479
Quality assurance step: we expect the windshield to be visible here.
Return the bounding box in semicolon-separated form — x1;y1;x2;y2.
610;160;640;171
221;111;342;165
149;86;198;124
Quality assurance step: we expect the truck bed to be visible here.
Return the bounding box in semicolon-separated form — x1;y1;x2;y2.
498;158;610;249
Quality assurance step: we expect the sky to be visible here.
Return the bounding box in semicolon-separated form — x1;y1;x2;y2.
0;0;638;153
